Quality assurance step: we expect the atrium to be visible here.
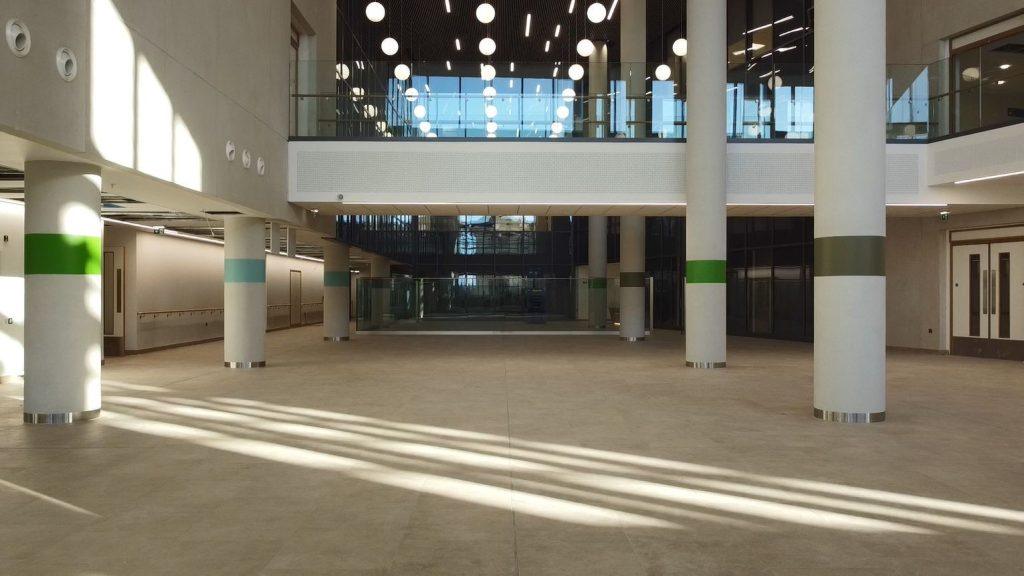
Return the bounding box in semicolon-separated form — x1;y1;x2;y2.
1;0;1023;573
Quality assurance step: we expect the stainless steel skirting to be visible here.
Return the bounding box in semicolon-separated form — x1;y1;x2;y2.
24;408;101;425
813;408;886;423
224;361;267;369
685;361;727;369
619;336;646;342
324;336;350;342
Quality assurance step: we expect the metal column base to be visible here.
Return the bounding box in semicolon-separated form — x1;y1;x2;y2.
686;361;727;369
24;409;101;425
324;336;350;342
224;361;267;369
813;408;886;423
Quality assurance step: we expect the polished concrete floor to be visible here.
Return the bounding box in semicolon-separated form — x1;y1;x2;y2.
1;327;1023;575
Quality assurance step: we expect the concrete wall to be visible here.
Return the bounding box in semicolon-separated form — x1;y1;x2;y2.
0;200;24;378
104;221;324;352
0;0;335;226
888;0;1023;64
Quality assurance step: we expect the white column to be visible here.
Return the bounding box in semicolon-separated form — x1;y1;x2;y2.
619;216;646;341
370;255;390;328
814;0;887;423
23;161;102;424
588;216;608;329
269;222;283;254
286;227;297;257
620;0;647;137
684;0;727;369
323;242;351;341
224;217;267;368
587;42;609;138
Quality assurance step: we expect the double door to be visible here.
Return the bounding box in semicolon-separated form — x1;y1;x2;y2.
952;241;1024;359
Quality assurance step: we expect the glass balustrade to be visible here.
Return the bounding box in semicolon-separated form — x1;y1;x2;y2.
355;276;652;333
291;56;1024;141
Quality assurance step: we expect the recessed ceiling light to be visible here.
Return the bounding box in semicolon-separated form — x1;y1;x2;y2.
607;0;618;19
568;0;576;14
1000;63;1011;70
444;0;451;14
544;40;550;53
555;24;561;37
525;14;532;37
455;38;461;51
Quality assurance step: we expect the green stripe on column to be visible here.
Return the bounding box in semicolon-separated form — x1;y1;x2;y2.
686;260;727;284
589;278;608;290
225;259;266;283
814;236;885;277
324;271;351;287
25;234;102;275
619;272;646;288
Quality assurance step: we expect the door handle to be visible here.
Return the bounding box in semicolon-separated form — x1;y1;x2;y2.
991;269;998;317
982;271;989;315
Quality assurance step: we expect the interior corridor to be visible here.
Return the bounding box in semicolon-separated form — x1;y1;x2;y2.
1;327;1022;575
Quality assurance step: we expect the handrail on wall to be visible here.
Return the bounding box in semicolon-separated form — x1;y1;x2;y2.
138;302;325;318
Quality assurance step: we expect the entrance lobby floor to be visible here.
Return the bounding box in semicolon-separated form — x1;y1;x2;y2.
1;327;1023;574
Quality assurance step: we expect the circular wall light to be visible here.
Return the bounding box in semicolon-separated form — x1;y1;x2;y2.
481;64;497;81
381;37;399;56
56;47;78;82
479;37;496;56
5;20;30;57
485;104;498;118
257;157;266;176
476;3;496;24
568;64;585;81
556;105;570;120
673;38;688;57
225;141;236;161
413;104;427;119
483;86;497;100
405;87;419;102
562;88;577;102
576;39;595;58
365;2;386;22
587;3;607;23
486;121;499;133
241;149;252;169
655;64;671;81
394;63;411;81
419;121;432;133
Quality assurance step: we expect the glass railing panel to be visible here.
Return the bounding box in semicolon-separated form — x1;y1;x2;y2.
354;276;652;333
295;57;1023;141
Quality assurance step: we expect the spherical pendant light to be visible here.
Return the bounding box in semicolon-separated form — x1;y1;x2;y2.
481;64;497;81
479;37;496;56
576;39;595;58
376;120;387;132
381;37;399;56
351;87;365;102
561;88;577;102
413;104;427;119
551;121;564;134
485;104;498;119
337;63;350;80
405;87;419;102
365;104;377;117
476;2;496;24
419;121;432;134
394;63;411;81
568;64;585;81
486;121;498;133
556;105;570;120
769;75;784;89
365;2;385;22
483;86;497;100
655;64;671;81
672;38;688;57
587;3;607;23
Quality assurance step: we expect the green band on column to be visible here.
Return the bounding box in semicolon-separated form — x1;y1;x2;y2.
225;259;266;283
25;234;101;275
686;260;727;284
814;236;885;277
589;278;608;290
619;272;646;288
325;271;351;287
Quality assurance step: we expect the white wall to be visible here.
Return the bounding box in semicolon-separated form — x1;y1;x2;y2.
104;222;324;352
0;200;25;379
